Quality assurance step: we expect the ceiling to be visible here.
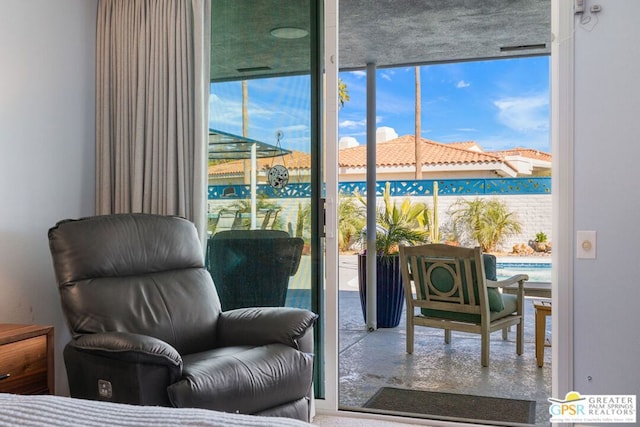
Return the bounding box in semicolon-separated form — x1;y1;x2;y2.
210;0;550;82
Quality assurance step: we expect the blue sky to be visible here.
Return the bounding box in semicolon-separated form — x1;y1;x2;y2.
209;55;550;154
339;56;550;152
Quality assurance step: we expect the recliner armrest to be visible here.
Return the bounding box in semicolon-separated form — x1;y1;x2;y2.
71;332;183;368
217;307;318;351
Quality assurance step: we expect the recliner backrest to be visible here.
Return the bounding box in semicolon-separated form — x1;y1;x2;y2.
48;213;222;355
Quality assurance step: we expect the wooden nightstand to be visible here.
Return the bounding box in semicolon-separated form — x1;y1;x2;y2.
0;324;54;394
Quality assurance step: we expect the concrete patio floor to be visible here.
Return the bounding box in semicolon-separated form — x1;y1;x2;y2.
337;255;552;426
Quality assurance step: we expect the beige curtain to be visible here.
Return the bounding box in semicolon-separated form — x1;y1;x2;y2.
96;0;211;240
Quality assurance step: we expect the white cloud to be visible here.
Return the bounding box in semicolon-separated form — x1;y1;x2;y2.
339;119;366;129
456;128;478;132
456;80;470;88
380;69;396;81
339;116;382;129
279;124;307;133
476;133;550;152
208;93;242;128
350;70;366;78
493;94;549;132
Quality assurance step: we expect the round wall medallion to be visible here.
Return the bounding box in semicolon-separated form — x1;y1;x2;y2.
268;164;289;189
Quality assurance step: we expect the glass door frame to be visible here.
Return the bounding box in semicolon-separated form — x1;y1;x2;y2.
315;0;339;411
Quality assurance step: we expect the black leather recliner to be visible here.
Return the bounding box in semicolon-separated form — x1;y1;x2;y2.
48;213;318;421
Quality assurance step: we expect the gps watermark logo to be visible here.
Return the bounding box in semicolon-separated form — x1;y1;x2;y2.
548;391;636;423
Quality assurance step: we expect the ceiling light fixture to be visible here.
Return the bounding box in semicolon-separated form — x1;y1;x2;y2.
270;27;308;39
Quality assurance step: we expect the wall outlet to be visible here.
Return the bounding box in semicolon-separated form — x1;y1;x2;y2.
98;379;113;399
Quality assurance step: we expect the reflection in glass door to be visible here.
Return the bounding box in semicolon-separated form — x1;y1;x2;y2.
207;0;324;398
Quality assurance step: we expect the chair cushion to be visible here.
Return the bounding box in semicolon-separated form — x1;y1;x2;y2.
489;293;518;321
417;253;504;313
483;254;505;312
421;293;517;323
167;344;313;414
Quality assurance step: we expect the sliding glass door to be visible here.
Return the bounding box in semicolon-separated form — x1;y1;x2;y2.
207;0;325;397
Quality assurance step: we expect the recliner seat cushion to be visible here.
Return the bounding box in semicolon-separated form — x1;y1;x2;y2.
167;344;313;414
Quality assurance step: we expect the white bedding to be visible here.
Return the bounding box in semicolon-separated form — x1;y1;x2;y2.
0;393;310;427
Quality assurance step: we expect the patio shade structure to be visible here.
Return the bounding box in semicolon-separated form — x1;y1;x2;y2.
209;129;290;160
209;129;291;228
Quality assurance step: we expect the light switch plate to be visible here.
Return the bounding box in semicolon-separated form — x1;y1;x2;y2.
577;230;596;259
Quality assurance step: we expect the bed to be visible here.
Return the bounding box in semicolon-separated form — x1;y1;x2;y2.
0;393;311;427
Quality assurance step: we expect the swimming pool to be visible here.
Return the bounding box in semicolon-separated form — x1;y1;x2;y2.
496;258;552;282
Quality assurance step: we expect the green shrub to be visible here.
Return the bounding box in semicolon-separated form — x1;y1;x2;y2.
448;198;522;252
357;182;428;256
337;193;365;252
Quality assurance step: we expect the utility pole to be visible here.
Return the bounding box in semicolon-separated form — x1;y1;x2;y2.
414;66;422;180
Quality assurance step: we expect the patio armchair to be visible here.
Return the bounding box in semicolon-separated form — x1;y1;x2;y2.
261;208;280;229
48;214;317;421
212;208;241;232
399;244;528;367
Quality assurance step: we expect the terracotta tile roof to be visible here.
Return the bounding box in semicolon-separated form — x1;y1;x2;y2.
494;148;552;162
338;135;506;168
208;135;552;177
208;150;311;177
446;141;480;150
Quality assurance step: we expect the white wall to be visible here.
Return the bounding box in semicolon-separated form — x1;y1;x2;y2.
0;0;97;395
572;0;640;407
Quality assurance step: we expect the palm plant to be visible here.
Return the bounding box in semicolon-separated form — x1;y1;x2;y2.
338;193;365;252
357;182;428;256
229;193;283;230
448;197;522;252
229;193;280;213
356;182;428;328
338;78;350;108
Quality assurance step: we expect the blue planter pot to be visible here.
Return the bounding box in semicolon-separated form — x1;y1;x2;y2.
357;254;404;328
